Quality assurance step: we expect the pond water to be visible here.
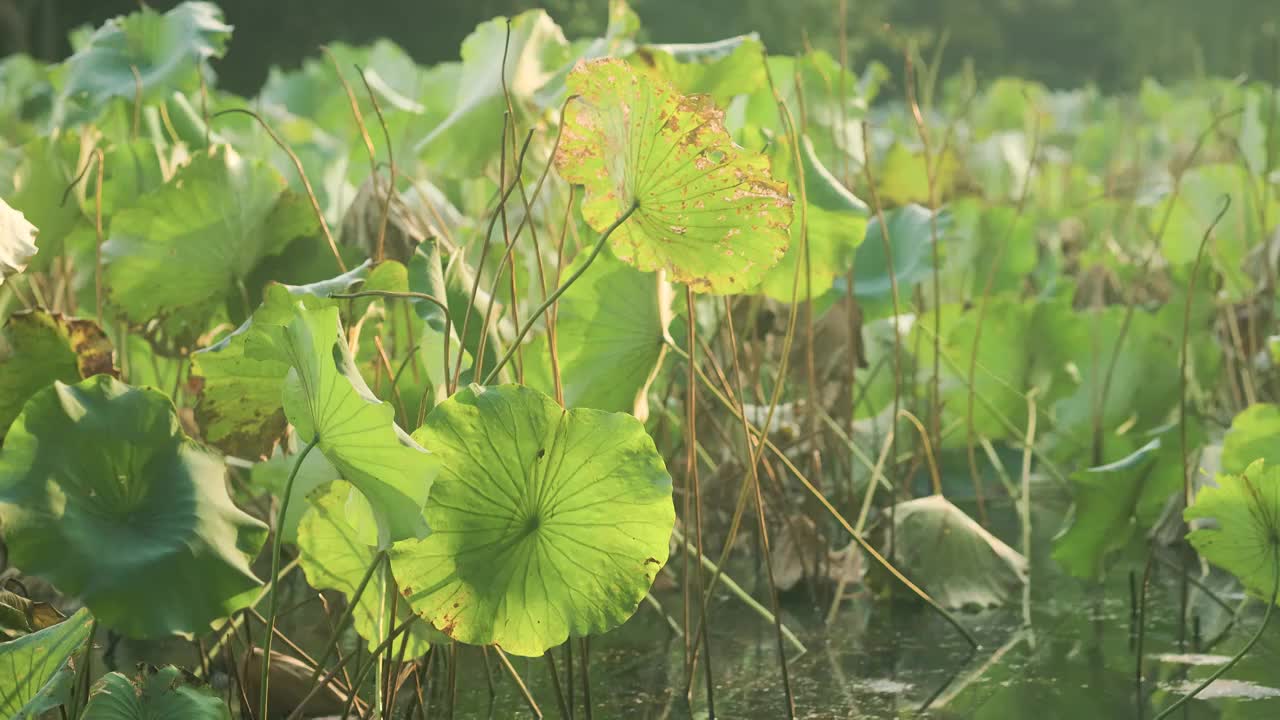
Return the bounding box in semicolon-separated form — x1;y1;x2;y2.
452;488;1280;719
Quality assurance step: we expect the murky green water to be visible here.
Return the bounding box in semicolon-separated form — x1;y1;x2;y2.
451;488;1280;719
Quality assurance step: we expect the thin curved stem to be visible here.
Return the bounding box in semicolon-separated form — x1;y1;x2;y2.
481;200;638;385
260;436;320;720
212;108;347;274
1153;555;1278;719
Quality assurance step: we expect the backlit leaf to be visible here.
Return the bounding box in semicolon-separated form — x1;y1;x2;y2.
557;57;791;294
390;384;674;656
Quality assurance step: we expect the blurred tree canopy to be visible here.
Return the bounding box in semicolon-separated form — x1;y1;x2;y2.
2;0;1276;93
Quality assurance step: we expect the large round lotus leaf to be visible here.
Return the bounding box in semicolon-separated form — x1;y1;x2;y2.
298;481;438;657
888;495;1027;610
0;376;267;638
0;311;115;440
281;304;435;543
0;196;37;284
556;57;791;294
390;384;674;657
81;665;230;720
55;2;230;121
102;145;318;347
0;608;93;719
1186;459;1280;604
523;248;673;420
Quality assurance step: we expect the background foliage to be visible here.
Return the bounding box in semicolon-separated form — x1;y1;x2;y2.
2;0;1277;94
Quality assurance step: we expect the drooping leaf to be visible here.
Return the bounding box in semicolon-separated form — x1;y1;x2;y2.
281;304;435;543
55;2;231;123
847;204;946;305
191;263;371;459
298;482;437;656
390;384;674;656
0;376;267;638
523;248;673;419
0;590;64;639
1221;403;1280;475
0;197;37;285
1053;425;1194;580
556;57;792;294
1186;459;1280;604
103;145;319;347
81;665;230;720
0;311;114;439
0;608;93;719
888;495;1027;609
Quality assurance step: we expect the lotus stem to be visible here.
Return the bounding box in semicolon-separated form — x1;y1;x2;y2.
1153;555;1278;719
260;435;320;720
482;200;639;386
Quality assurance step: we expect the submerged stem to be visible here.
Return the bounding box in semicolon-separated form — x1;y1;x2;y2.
1153;555;1279;719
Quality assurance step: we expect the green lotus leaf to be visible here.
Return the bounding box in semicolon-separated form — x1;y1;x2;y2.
0;196;37;285
390;384;674;657
0;376;267;638
878;143;959;206
81;665;230;720
744;51;887;173
634;35;767;103
889;495;1027;609
5;134;90;270
1186;459;1280;604
415;11;571;176
556;57;792;294
914;296;1032;445
0;608;93;719
0;54;49;140
946;199;1038;297
1034;300;1183;460
849;204;946;304
1222;404;1280;475
250;439;339;544
55;2;231;123
102;145;319;347
1053;423;1197;579
298;481;437;657
281;304;435;543
190;262;372;460
1156;164;1279;301
0;311;114;440
523;248;673;419
757;133;868;302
